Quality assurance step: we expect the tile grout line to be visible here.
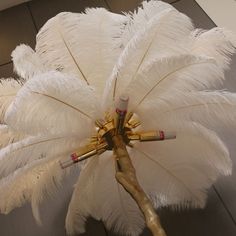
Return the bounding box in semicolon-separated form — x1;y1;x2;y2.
170;0;182;5
102;222;109;236
0;61;12;67
213;185;236;227
26;2;39;32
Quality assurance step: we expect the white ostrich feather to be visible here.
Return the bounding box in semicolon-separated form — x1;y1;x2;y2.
66;122;231;236
0;78;21;123
66;155;101;235
124;54;224;110
36;12;87;81
103;8;194;109
5;71;99;136
66;153;144;236
0;155;77;221
0;125;25;149
0;1;236;235
31;156;78;224
136;90;236;132
0;134;81;178
0;158;52;215
121;0;177;44
36;9;127;95
131;122;231;209
11;44;47;80
92;153;146;236
191;27;236;70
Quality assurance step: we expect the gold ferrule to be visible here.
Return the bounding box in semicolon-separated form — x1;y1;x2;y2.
60;142;108;169
98;120;115;138
95;119;105;129
74;142;108;160
139;131;162;141
127;133;140;141
125;112;134;125
127;119;141;129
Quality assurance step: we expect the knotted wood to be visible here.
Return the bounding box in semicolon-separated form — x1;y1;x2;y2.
112;135;167;236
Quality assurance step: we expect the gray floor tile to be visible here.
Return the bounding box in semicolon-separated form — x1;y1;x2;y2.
0;4;36;65
212;128;236;225
0;172;81;236
105;188;236;236
172;0;216;29
0;63;15;78
105;0;178;13
105;0;143;13
28;0;108;31
157;188;236;236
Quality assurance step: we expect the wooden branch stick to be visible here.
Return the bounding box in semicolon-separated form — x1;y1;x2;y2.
112;135;167;236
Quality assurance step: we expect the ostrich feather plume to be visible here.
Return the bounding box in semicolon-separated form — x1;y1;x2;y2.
0;1;236;235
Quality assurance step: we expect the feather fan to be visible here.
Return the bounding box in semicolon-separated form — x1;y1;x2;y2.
0;1;236;236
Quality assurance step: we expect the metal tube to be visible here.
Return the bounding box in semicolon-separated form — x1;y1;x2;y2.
59;143;107;169
115;95;129;135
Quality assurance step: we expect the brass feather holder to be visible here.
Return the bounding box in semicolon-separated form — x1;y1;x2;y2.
60;95;176;236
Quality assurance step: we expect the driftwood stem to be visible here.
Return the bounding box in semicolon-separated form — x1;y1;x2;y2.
112;135;167;236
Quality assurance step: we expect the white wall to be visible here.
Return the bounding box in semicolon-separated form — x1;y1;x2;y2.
196;0;236;33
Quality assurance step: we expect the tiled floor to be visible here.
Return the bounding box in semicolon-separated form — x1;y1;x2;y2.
0;0;236;235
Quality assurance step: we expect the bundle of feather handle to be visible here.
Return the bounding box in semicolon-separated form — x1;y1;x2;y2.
0;0;236;235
